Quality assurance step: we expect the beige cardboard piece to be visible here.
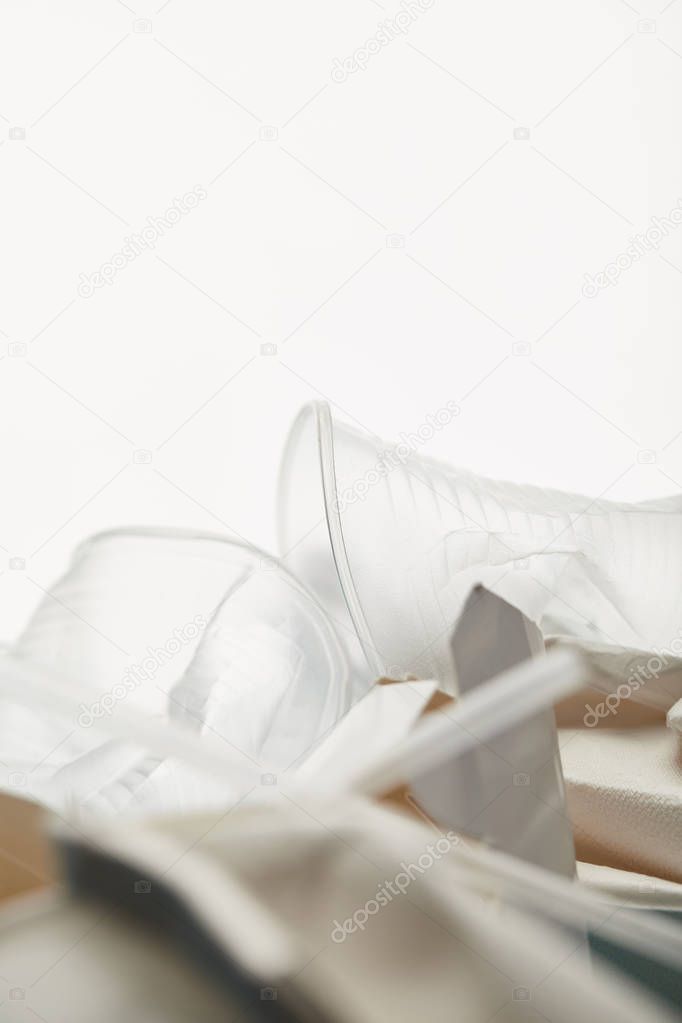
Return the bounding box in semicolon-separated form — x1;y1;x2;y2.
0;793;54;902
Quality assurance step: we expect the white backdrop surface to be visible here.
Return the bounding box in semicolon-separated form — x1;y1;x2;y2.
1;0;682;641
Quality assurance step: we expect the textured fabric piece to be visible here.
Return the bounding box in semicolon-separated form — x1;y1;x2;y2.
577;861;682;909
561;726;682;883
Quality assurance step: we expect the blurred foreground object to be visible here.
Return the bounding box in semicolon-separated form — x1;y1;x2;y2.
0;794;53;903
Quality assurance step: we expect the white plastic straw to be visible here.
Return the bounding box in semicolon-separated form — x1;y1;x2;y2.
349;647;584;797
343;645;682;971
450;839;682;971
0;652;264;790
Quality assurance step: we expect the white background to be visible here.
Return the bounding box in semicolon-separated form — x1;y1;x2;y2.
2;0;682;642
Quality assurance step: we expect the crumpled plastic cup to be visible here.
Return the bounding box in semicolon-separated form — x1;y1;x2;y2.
4;527;354;806
278;401;682;704
169;544;352;768
15;528;250;720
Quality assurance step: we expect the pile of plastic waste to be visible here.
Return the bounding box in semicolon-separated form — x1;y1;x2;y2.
1;401;681;1021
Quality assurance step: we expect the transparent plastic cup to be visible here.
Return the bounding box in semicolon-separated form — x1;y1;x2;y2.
8;528;353;781
277;405;375;695
278;402;682;702
169;547;352;767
